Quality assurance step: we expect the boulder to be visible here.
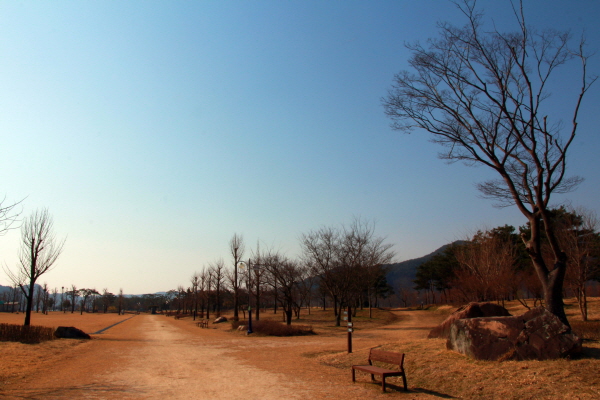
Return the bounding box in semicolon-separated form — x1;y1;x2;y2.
514;307;582;360
446;307;582;361
428;302;512;339
213;316;228;324
54;326;91;340
446;315;523;360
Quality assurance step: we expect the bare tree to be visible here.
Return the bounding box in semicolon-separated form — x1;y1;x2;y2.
301;218;395;326
4;209;66;326
262;251;304;325
209;259;226;317
301;225;345;325
117;288;124;315
453;230;517;303
41;283;50;314
204;269;213;319
557;207;600;321
51;287;59;311
229;233;244;321
101;288;115;313
199;268;209;318
79;288;99;314
0;196;23;236
383;1;596;326
190;272;200;320
67;284;78;313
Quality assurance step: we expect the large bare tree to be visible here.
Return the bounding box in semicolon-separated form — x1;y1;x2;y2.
383;0;596;326
5;209;66;326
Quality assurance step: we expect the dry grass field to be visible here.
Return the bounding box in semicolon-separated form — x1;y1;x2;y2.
0;299;599;399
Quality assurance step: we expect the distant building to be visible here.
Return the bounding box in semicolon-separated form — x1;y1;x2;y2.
0;301;19;312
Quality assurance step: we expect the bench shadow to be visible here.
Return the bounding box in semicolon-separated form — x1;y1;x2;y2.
410;387;456;398
360;382;455;398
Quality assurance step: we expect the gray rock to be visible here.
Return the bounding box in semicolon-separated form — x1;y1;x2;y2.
446;307;582;361
428;302;511;339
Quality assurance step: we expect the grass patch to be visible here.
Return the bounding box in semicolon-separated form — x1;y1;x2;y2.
571;320;600;341
0;323;55;344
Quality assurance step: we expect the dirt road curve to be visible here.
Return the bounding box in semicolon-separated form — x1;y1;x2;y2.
2;312;441;400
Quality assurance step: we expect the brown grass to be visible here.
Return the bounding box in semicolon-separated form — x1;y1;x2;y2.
0;311;133;333
0;323;55;344
571;320;600;341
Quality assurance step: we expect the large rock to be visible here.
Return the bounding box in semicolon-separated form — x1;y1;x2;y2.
514;308;582;360
213;316;228;324
446;307;582;361
54;326;91;340
428;302;512;339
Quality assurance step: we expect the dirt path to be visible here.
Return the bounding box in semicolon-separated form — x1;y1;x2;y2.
0;312;428;399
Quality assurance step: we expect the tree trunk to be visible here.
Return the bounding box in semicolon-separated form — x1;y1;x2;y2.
335;301;342;327
579;285;588;321
285;303;293;325
23;283;35;326
542;260;570;328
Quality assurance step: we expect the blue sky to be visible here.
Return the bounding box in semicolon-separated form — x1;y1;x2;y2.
1;0;598;294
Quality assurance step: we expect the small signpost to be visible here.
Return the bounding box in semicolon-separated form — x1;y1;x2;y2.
345;306;353;353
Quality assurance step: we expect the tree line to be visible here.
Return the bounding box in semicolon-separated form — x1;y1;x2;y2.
149;218;396;327
413;207;600;321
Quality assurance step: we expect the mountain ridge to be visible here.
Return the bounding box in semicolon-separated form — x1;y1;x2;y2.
383;241;463;289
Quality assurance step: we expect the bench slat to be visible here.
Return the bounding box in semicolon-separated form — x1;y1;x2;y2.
369;349;404;366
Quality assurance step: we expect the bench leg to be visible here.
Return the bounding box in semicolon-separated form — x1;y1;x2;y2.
370;374;375;381
382;377;386;393
402;373;408;391
351;369;355;383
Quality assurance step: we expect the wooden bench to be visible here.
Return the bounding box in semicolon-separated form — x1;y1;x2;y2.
196;320;209;328
351;348;407;392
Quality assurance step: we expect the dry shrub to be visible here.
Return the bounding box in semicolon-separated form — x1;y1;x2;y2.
231;320;314;336
0;323;55;344
571;320;600;341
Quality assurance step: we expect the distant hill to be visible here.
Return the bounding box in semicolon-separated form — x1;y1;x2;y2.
0;284;42;296
383;241;464;289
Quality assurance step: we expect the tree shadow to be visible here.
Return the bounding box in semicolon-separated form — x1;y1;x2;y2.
575;345;600;360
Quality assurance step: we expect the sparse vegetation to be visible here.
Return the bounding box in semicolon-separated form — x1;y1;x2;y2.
571;320;600;341
0;323;55;344
231;319;314;336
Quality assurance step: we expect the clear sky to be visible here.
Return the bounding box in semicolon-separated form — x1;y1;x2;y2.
0;0;598;295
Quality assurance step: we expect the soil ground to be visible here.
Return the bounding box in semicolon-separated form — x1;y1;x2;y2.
1;298;599;399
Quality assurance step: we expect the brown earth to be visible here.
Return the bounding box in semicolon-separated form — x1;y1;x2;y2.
1;299;599;399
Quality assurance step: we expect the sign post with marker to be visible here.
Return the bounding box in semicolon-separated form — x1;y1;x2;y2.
346;306;353;353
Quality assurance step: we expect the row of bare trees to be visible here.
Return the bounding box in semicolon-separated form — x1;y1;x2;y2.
166;218;396;326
